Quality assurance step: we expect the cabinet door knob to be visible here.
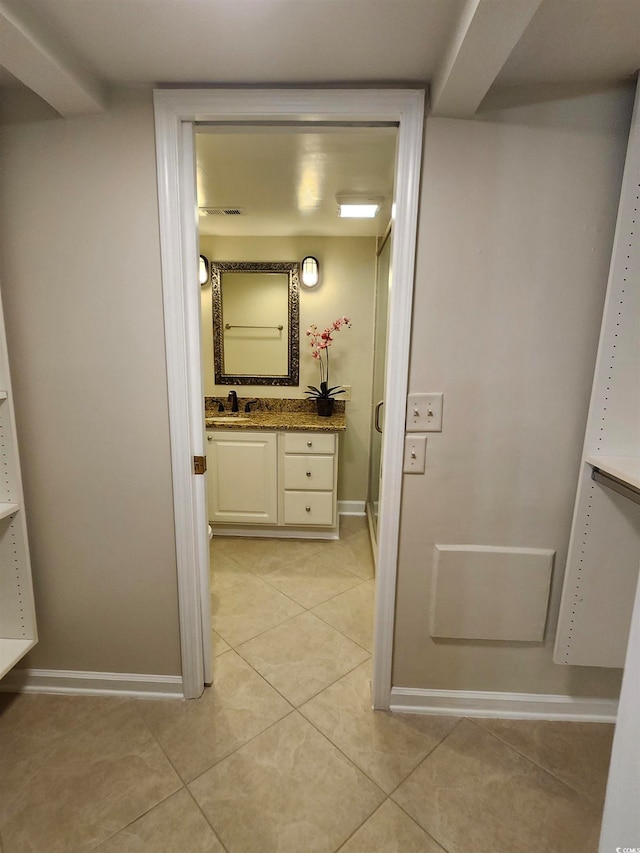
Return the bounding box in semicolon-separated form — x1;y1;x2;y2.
305;506;311;512
307;440;313;447
207;435;213;442
306;471;312;477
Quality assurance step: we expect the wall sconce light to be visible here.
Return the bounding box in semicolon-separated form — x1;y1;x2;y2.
301;256;320;288
199;254;210;286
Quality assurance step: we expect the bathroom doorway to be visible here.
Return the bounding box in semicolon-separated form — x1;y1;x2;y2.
195;124;396;551
196;124;398;699
153;89;425;704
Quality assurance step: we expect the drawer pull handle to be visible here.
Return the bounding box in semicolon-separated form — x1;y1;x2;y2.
306;471;312;477
207;435;213;442
306;506;311;512
307;440;313;447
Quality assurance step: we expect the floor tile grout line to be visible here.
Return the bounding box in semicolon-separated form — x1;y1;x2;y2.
384;720;469;853
332;798;390;852
186;707;299;788
231;608;372;661
275;709;389;849
378;716;467;799
386;796;453;853
309;603;373;655
217;645;298;711
297;700;400;797
308;577;372;613
212;558;331;615
222;553;370;610
85;788;183;852
466;716;610;809
213;606;304;650
232;631;370;710
184;785;231;853
130;700;193;789
214;569;374;654
0;693;130;755
260;569;366;609
291;653;372;709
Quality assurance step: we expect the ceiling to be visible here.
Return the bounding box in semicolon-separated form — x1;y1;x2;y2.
196;127;397;237
1;0;639;115
1;0;638;237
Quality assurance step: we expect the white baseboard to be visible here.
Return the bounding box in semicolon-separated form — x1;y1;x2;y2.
0;668;184;700
390;686;618;722
210;526;339;540
338;501;366;516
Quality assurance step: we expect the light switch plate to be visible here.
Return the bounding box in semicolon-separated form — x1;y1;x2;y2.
403;435;427;473
406;393;443;432
340;385;352;402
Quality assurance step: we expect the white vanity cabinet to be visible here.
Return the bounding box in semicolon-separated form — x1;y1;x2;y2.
207;428;339;536
281;432;337;527
206;430;278;525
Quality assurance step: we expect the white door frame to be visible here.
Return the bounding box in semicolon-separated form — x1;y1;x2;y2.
153;88;424;704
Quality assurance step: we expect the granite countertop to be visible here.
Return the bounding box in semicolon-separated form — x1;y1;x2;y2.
204;397;346;432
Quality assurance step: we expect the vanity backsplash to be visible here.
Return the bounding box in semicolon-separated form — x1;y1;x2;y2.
205;396;346;415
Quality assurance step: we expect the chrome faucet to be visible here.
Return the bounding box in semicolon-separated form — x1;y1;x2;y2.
227;390;239;412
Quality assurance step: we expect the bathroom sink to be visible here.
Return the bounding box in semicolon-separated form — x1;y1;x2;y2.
206;415;251;425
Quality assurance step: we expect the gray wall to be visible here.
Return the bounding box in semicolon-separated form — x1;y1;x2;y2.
0;84;634;695
0;89;181;675
393;86;635;698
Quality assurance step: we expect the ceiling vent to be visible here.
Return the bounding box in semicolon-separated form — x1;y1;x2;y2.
199;207;247;216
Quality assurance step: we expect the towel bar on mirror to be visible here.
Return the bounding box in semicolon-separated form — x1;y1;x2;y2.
224;323;284;331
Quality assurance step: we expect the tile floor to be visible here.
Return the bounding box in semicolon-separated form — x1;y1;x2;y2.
0;516;614;852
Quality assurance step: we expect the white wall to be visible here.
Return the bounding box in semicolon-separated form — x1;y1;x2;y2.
200;235;376;502
393;86;635;697
0;89;182;675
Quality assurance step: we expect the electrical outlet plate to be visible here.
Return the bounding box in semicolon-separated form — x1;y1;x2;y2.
403;435;427;473
406;392;443;432
340;385;352;402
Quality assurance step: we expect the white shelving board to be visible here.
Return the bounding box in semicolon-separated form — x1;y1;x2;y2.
0;502;20;521
0;289;38;678
0;639;33;680
585;455;640;491
554;77;640;668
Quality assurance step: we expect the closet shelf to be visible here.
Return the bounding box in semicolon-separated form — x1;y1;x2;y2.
0;638;35;680
0;502;20;520
585;455;640;491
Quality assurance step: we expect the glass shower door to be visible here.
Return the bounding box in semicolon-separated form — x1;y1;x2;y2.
367;231;392;543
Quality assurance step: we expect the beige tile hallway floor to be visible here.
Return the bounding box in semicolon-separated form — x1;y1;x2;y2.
0;516;614;852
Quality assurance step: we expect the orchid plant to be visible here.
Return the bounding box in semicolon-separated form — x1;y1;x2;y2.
305;316;351;399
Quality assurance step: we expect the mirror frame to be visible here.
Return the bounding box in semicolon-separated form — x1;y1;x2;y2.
212;260;300;386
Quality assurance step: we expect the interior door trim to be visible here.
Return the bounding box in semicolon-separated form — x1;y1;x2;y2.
153;88;425;706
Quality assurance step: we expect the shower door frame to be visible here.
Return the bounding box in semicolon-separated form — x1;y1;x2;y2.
154;88;425;705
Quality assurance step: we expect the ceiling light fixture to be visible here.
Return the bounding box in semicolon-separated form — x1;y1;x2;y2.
336;195;383;219
301;256;320;288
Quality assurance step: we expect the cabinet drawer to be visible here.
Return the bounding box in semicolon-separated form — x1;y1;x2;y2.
284;432;335;455
283;455;334;491
284;491;334;526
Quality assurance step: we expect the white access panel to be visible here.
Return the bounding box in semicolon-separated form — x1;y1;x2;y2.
430;545;554;641
555;74;640;667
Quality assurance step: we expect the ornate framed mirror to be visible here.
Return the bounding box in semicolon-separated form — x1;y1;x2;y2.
212;261;300;386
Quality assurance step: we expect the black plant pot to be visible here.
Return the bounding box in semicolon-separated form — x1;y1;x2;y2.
316;398;335;418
